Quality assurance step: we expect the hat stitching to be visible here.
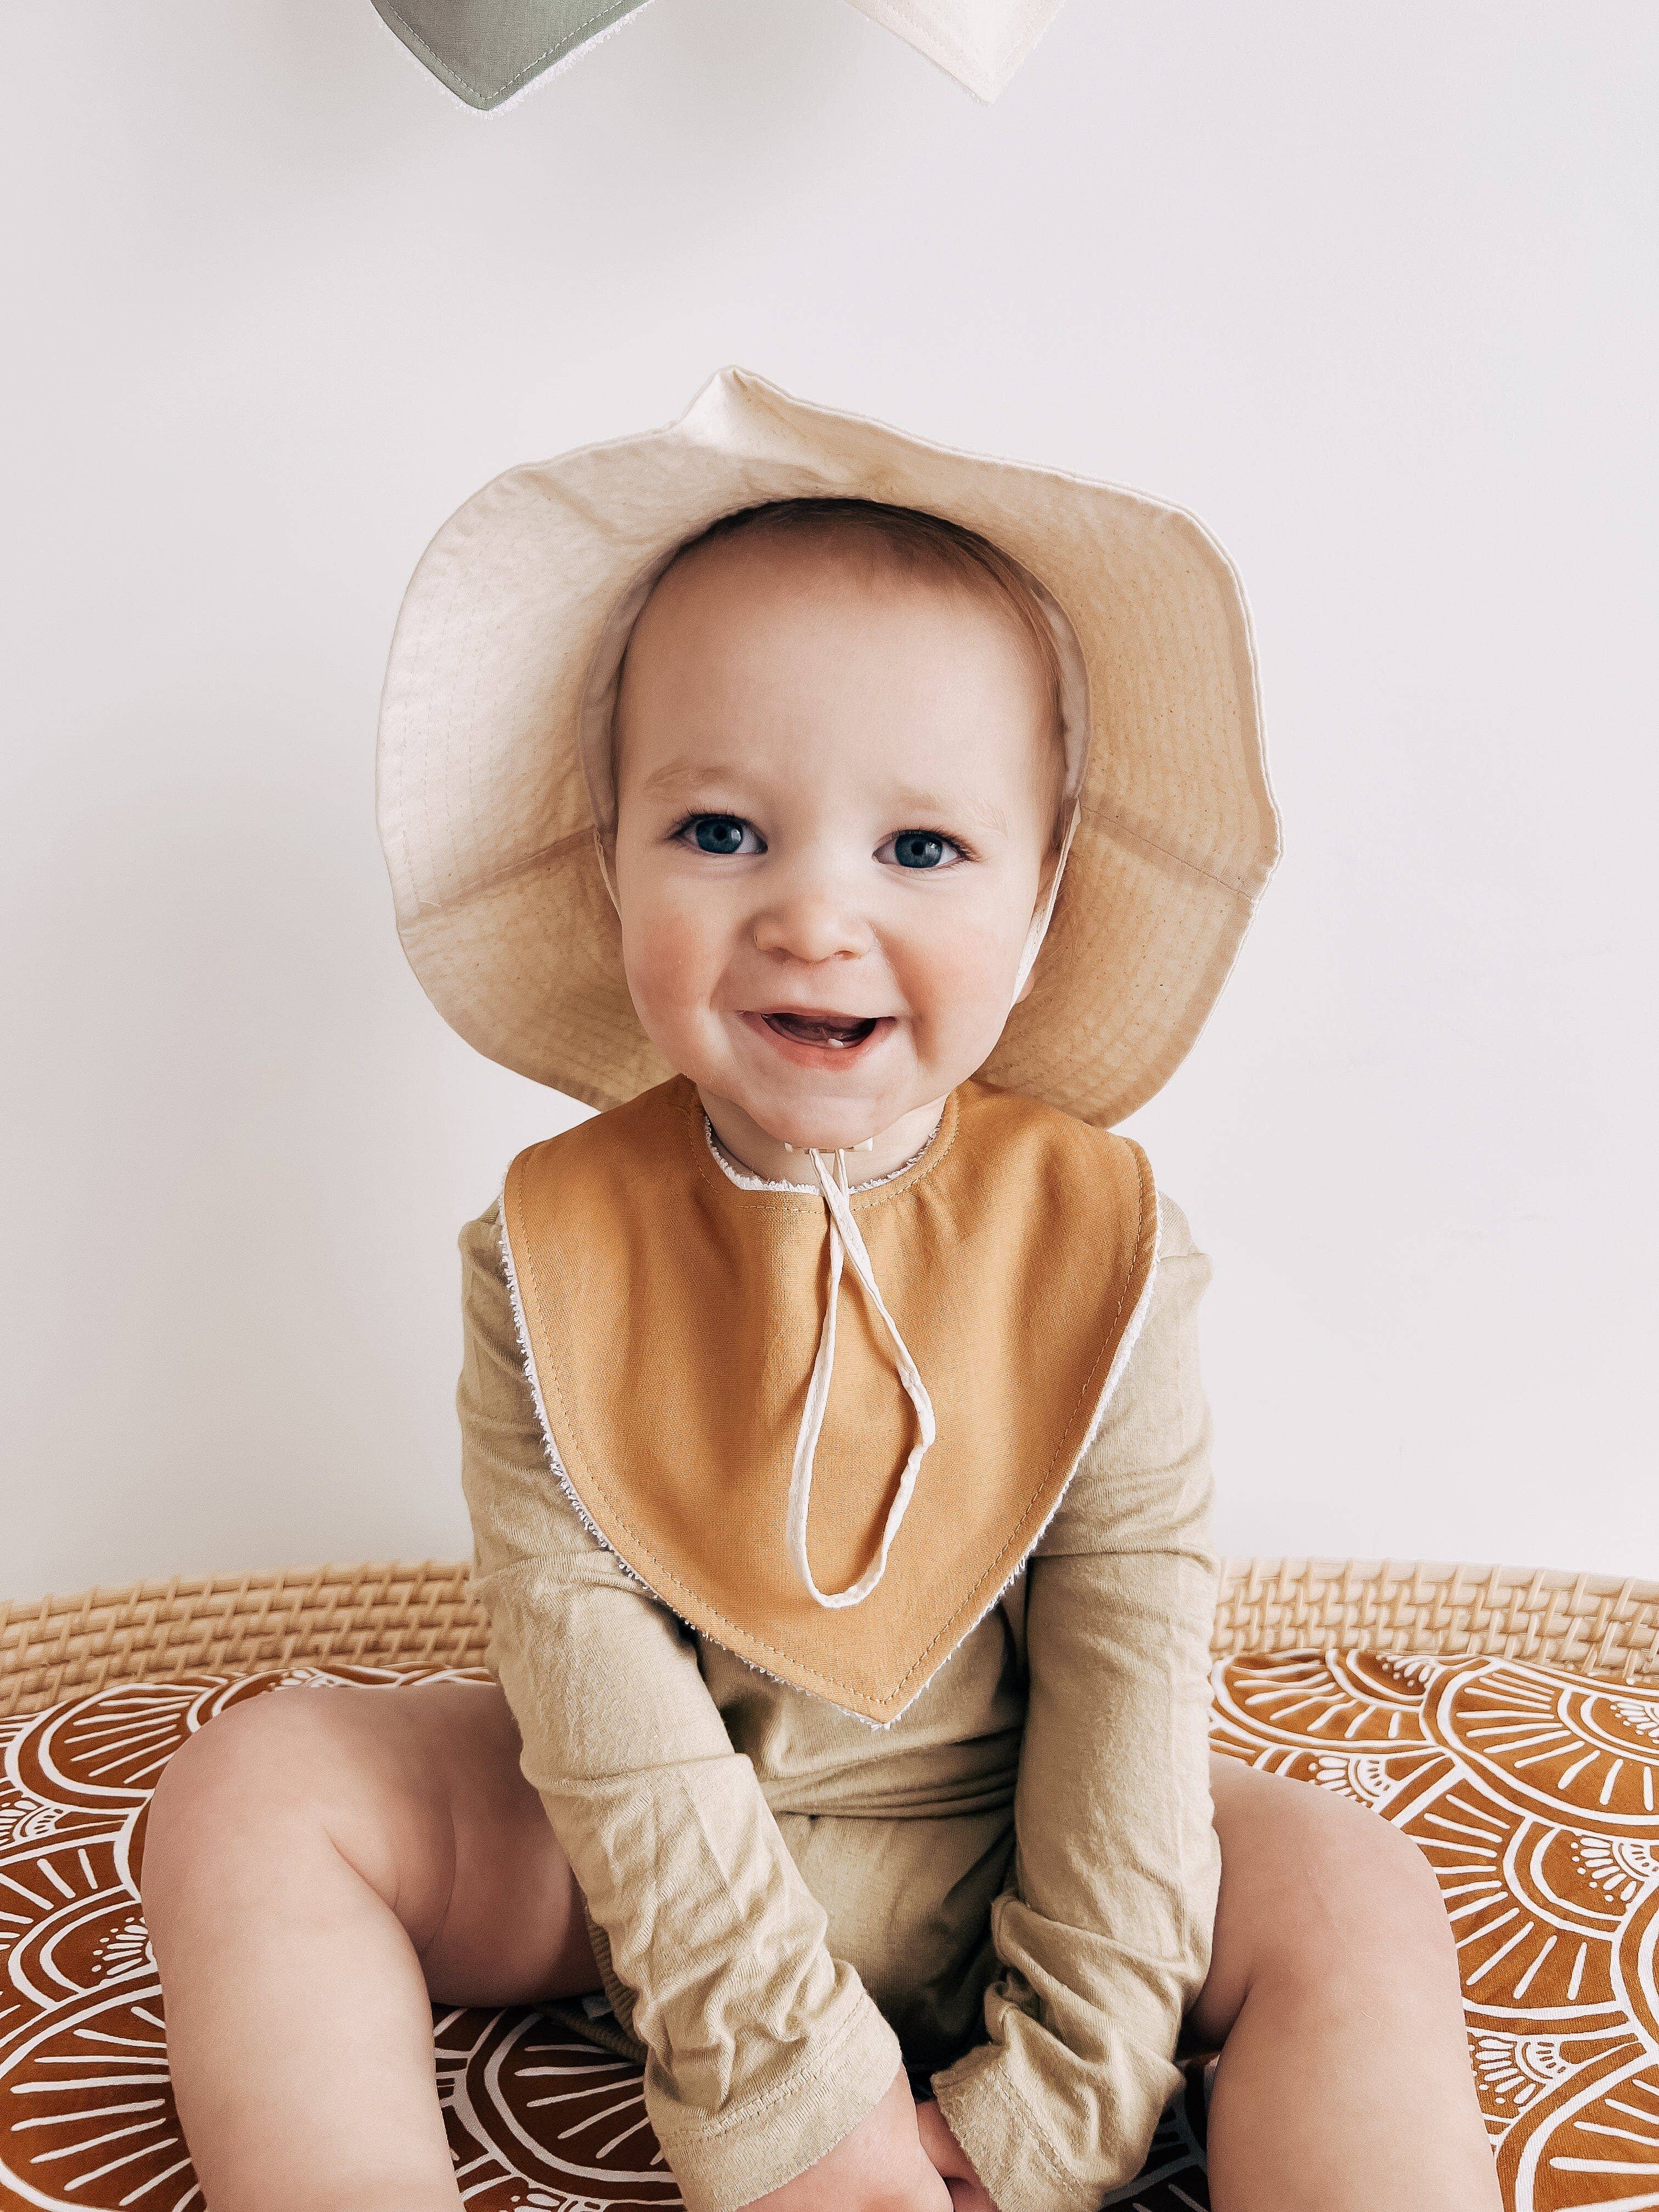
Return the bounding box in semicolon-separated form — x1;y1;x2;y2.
408;825;595;918
1079;800;1259;899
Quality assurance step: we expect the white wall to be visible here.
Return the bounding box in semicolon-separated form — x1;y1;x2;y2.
3;1;1655;1600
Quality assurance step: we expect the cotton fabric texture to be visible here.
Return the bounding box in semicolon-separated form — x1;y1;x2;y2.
375;365;1279;1133
460;1158;1221;2212
367;0;1071;110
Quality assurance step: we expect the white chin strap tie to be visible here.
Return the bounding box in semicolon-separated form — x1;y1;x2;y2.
785;1147;936;1609
778;805;1080;1612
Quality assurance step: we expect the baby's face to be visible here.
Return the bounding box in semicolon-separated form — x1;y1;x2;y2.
611;535;1058;1155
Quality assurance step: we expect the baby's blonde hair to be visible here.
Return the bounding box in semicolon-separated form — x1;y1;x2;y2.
635;496;1070;847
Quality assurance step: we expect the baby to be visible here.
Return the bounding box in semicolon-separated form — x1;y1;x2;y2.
140;375;1500;2212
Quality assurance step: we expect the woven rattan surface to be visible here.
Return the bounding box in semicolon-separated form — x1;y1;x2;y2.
3;1556;1655;1718
0;1561;488;1719
1212;1558;1658;1687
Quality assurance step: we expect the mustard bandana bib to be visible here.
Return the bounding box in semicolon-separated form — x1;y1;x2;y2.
500;1075;1158;1723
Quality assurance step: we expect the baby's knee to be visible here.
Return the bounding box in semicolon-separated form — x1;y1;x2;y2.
1214;1764;1454;2003
1265;1783;1452;1989
142;1687;405;1904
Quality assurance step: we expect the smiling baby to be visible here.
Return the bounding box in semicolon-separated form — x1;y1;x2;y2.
140;372;1502;2212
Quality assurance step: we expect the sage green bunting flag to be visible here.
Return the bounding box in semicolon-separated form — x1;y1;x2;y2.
369;0;1069;108
366;0;656;112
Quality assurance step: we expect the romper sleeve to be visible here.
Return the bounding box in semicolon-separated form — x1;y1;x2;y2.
928;1193;1221;2212
456;1202;904;2212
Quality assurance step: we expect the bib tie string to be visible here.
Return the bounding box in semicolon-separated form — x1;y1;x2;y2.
784;1147;936;1609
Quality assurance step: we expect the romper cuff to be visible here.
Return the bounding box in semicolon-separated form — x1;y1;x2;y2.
647;1987;904;2212
930;2036;1181;2212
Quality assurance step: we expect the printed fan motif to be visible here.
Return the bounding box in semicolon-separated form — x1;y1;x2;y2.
0;1651;1655;2210
1210;1652;1659;2210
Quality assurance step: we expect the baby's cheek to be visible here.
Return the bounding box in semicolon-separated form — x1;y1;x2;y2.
903;913;1027;1053
913;910;1021;998
621;903;719;1040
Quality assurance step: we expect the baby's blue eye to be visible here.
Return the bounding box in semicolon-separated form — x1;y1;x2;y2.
892;832;946;869
691;815;748;855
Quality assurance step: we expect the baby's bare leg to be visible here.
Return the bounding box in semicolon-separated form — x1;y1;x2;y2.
139;1680;596;2212
1193;1754;1502;2211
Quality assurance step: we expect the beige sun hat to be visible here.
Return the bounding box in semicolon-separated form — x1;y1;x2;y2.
376;366;1280;1128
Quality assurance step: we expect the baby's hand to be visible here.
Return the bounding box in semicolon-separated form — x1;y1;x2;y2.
737;2067;951;2211
915;2099;997;2210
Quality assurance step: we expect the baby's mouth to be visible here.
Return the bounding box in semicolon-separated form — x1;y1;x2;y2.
761;1010;881;1050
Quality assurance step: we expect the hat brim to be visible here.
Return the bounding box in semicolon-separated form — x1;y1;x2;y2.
376;366;1279;1127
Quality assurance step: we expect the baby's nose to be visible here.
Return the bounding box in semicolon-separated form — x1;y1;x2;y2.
751;888;872;964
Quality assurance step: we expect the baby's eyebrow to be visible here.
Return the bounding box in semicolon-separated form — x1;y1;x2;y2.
635;758;1013;838
885;782;1011;838
635;757;752;803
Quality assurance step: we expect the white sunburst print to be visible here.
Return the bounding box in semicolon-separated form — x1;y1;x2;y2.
1;1651;1657;2210
1307;1752;1408;1812
1410;1788;1597;2013
1572;1835;1659;1907
1214;1651;1430;1743
0;1667;716;2212
1612;1698;1659;1749
441;2007;680;2203
1435;1663;1659;1828
0;1798;63;1849
0;1985;203;2212
1201;1645;1659;2211
1472;2033;1577;2114
90;1918;155;1984
1510;2055;1659;2212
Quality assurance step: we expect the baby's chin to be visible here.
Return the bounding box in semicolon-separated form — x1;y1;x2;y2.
716;1075;912;1155
729;1021;930;1138
686;1036;929;1155
758;1103;908;1154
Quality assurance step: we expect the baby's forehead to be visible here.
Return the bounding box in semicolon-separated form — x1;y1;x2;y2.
613;538;1064;837
627;515;1056;696
607;501;1069;834
623;533;1046;723
641;516;970;620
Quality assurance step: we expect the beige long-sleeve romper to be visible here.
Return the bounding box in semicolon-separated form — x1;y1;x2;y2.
456;1103;1221;2212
